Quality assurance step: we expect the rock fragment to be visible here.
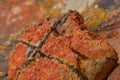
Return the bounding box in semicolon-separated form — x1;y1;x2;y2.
8;10;118;80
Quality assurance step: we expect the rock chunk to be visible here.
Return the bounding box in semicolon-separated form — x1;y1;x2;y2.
8;11;118;80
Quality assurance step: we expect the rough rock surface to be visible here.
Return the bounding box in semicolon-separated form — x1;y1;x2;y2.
98;9;120;62
8;11;118;80
97;9;120;80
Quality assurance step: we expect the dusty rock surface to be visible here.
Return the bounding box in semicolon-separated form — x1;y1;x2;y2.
8;11;118;80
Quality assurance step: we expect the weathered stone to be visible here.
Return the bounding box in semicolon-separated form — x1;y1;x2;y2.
8;11;118;80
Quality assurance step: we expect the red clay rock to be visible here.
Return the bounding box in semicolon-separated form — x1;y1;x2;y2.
8;11;118;80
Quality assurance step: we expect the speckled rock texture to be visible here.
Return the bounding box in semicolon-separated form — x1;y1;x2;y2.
8;11;118;80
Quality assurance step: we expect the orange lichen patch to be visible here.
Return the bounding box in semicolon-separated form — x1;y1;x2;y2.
19;23;50;44
8;43;27;79
8;11;118;80
69;11;84;25
71;29;117;60
80;58;117;80
18;58;79;80
83;8;113;30
8;69;17;80
42;34;78;67
67;11;86;30
9;43;27;68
